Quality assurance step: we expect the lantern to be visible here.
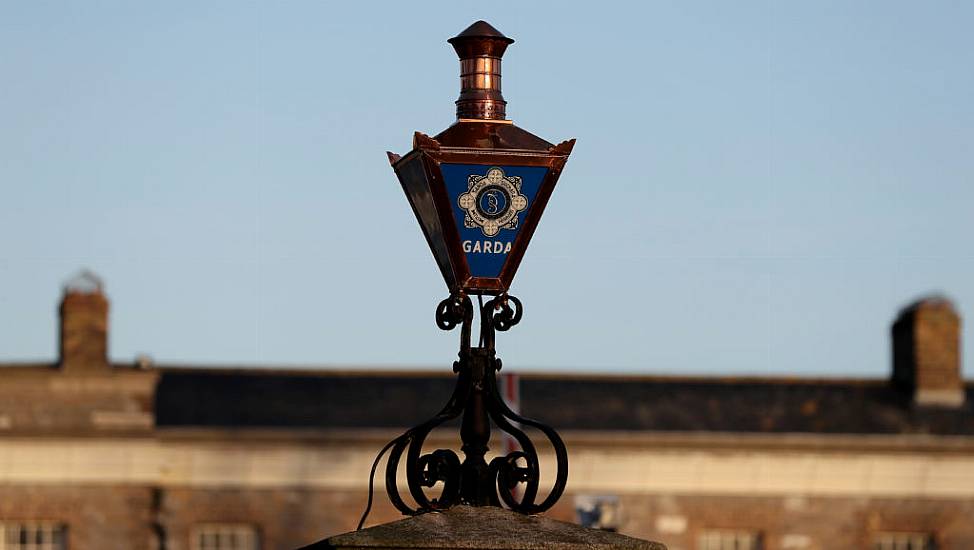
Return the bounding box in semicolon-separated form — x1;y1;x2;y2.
388;20;575;295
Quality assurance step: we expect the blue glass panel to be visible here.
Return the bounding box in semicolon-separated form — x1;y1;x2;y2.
441;163;549;279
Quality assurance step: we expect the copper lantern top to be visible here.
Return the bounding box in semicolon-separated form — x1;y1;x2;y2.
388;21;575;295
448;20;515;121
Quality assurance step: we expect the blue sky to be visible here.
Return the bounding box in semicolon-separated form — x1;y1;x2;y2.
1;1;972;377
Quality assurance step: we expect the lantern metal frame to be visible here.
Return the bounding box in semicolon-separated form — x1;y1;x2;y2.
389;132;575;295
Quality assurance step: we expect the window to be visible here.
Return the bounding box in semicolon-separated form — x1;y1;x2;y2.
0;522;67;550
873;532;936;550
698;529;763;550
574;495;620;531
192;524;260;550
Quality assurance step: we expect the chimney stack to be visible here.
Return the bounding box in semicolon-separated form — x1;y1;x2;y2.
892;297;964;407
59;271;110;372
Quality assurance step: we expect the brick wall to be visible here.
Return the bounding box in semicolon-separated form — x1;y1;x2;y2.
2;485;973;549
560;493;974;550
0;486;155;550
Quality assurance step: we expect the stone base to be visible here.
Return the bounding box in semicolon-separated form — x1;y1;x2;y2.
301;505;665;550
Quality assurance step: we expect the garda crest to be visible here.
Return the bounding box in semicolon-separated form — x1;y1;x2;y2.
457;167;529;237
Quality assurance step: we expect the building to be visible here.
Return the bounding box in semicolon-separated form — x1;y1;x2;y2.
0;274;972;550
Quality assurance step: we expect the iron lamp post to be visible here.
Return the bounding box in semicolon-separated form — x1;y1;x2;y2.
364;20;575;525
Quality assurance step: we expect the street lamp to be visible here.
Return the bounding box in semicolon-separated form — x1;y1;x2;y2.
388;20;575;296
366;20;575;524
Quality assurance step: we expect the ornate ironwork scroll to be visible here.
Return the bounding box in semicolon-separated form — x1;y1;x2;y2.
358;294;568;528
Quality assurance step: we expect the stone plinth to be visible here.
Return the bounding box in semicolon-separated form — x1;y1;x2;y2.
301;505;666;550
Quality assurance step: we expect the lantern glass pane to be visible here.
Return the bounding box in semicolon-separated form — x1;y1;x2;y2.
395;155;456;289
440;163;549;279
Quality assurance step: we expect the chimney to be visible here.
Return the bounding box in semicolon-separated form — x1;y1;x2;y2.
59;271;110;372
892;297;964;407
448;20;514;121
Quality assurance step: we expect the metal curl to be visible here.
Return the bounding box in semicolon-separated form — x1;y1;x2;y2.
382;424;463;516
485;363;569;514
479;295;522;351
436;293;474;353
418;449;462;490
492;451;535;510
377;366;470;519
491;295;523;332
415;449;462;507
435;294;469;331
493;451;532;487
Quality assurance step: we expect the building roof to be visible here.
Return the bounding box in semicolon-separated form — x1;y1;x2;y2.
153;367;974;436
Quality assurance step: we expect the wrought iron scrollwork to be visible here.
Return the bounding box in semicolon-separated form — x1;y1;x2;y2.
357;294;568;529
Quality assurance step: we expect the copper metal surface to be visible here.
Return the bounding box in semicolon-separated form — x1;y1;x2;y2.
449;20;514;121
390;134;574;295
388;21;576;296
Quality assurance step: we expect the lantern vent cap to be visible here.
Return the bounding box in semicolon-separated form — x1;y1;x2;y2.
448;20;514;47
448;21;514;120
